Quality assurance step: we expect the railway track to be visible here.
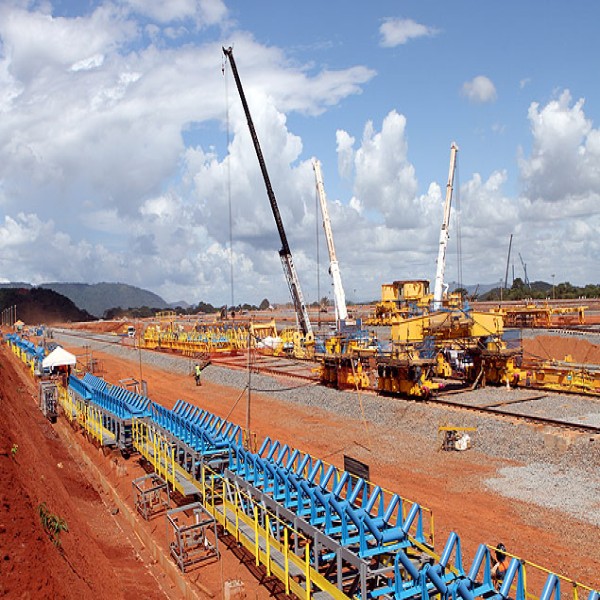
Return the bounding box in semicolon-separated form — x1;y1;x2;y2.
55;328;600;436
210;353;320;383
543;326;600;336
425;395;600;436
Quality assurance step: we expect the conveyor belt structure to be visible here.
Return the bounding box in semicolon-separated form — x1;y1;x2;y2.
3;335;598;600
65;370;598;600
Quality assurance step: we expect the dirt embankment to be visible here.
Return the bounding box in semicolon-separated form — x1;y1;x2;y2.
523;335;600;365
0;345;168;599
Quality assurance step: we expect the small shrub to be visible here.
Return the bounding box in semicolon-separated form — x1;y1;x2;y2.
38;502;69;548
10;444;18;458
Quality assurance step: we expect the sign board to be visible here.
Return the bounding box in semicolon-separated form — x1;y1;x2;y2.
343;455;370;483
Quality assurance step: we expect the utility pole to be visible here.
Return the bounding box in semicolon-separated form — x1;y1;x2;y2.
137;320;144;390
246;328;252;450
518;253;531;290
504;233;513;290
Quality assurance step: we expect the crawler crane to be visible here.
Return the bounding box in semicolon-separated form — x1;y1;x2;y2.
223;46;313;343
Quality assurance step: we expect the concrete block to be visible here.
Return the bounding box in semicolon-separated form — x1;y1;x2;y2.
224;580;246;600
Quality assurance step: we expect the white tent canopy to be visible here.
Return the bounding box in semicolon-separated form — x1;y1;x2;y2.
42;347;76;370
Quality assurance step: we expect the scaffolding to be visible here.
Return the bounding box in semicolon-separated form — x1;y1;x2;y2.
132;473;170;520
38;380;58;423
167;502;219;573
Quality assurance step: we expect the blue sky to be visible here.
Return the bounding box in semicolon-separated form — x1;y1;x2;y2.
1;0;599;306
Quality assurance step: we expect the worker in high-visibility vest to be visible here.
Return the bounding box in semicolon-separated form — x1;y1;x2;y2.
194;364;202;386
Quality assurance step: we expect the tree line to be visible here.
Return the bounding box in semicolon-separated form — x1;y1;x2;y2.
462;279;600;302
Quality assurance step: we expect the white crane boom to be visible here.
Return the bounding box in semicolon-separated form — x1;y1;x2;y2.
313;159;348;322
433;142;459;310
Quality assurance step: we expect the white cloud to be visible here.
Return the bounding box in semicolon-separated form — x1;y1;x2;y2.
506;91;600;284
123;0;228;26
379;17;438;47
335;129;355;180
0;212;109;284
0;2;381;304
70;53;105;72
519;90;600;204
461;75;497;104
1;3;599;307
344;110;427;229
0;5;135;81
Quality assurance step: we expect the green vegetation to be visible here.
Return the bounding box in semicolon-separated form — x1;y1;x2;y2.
478;279;600;302
103;299;269;320
11;444;18;458
0;287;94;323
38;502;69;548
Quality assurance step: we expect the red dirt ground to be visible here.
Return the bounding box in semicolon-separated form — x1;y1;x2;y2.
2;327;599;597
523;335;600;365
0;344;173;599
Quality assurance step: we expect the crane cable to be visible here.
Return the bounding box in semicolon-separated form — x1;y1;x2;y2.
222;56;235;311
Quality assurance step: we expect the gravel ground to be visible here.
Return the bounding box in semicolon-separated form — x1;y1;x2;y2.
521;327;600;344
54;330;600;527
486;462;600;527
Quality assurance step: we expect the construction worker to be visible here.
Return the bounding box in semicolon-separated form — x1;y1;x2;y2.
194;363;202;386
491;543;509;586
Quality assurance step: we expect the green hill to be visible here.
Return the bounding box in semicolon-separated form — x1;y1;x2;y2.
0;287;94;324
40;282;169;318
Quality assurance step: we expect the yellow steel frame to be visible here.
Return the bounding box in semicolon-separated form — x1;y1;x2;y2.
75;396;88;429
279;329;315;360
377;366;439;398
83;403;104;445
132;419;201;496
524;362;600;396
130;420;436;597
143;324;248;355
6;333;597;599
56;385;76;423
320;355;373;390
484;355;600;397
58;388;115;446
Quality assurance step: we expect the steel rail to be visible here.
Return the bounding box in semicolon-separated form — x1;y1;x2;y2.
424;395;600;435
210;355;320;383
